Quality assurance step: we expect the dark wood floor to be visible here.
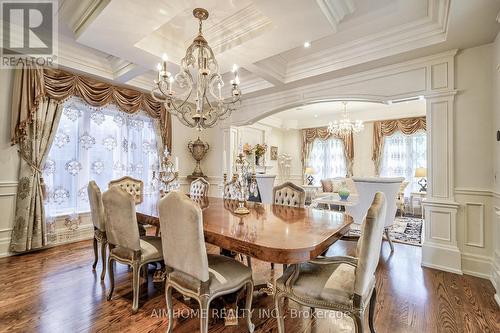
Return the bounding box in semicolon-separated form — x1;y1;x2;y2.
0;235;498;333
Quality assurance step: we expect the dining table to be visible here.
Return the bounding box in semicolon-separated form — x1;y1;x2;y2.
136;195;353;265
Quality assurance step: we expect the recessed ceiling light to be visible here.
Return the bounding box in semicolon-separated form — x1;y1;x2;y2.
314;114;318;118
159;9;167;15
303;41;311;48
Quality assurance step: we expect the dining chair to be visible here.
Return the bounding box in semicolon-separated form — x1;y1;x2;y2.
271;182;306;270
108;176;144;204
108;176;151;236
87;181;107;280
275;192;387;333
190;177;210;198
273;182;306;208
344;177;404;252
102;186;163;313
159;191;255;333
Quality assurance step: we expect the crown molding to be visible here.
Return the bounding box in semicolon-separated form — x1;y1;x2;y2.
60;0;111;38
316;0;355;32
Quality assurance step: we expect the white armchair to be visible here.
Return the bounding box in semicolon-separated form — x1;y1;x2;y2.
345;177;404;252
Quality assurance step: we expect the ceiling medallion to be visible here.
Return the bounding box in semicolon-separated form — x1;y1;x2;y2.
151;8;241;131
327;101;364;136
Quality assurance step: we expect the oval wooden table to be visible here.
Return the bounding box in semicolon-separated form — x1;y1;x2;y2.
137;196;353;265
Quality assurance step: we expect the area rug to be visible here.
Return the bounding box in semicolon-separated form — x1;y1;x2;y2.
346;216;423;246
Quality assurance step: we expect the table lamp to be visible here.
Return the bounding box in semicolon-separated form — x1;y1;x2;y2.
304;167;316;185
415;167;427;192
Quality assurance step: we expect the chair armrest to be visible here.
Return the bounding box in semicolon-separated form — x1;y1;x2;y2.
309;256;358;267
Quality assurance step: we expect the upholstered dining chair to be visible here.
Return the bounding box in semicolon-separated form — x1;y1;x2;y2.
271;182;306;270
88;181;107;280
108;176;144;204
275;192;387;333
345;177;404;253
102;186;163;313
273;182;306;208
159;191;255;333
108;176;150;236
190;177;210;198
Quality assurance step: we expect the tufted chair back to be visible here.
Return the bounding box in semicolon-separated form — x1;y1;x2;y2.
108;176;144;205
354;192;387;298
223;177;237;199
272;182;305;208
88;181;106;232
102;186;141;252
190;178;210;198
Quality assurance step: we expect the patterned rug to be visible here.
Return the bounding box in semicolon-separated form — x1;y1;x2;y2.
347;216;423;246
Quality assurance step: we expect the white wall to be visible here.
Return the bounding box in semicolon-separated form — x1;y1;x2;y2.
352;122;376;177
0;69;19;256
453;44;496;279
491;32;500;306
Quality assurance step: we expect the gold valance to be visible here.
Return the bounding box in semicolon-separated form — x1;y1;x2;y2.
302;127;354;176
10;66;172;150
372;116;426;175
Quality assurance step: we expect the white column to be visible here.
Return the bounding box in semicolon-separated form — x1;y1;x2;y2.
422;93;462;274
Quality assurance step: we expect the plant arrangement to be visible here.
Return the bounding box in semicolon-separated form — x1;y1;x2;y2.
242;143;268;157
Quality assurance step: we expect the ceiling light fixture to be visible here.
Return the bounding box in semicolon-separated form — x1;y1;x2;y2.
303;41;311;48
151;8;242;131
327;102;364;136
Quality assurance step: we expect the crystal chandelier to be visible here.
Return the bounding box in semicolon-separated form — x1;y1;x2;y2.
151;8;242;131
327;101;364;135
152;148;179;195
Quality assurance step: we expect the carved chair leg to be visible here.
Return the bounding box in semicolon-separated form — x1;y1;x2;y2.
245;281;255;333
199;296;211;333
100;241;107;280
165;284;174;333
132;262;141;313
92;237;98;270
155;226;160;237
107;257;115;301
368;288;377;333
274;292;286;333
271;263;275;270
384;228;395;253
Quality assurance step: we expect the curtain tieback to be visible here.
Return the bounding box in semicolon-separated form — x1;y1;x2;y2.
18;149;48;200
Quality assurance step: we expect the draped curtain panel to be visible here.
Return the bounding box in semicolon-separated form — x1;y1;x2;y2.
11;66;172;151
372;116;426;175
10;65;171;252
11;98;63;252
301;127;354;176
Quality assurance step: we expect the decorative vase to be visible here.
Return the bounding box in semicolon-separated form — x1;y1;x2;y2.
338;182;350;201
187;137;209;179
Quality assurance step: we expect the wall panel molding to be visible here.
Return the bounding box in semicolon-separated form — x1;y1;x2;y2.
464;202;485;248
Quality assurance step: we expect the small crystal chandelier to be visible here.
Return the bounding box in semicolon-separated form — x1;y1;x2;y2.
151;8;242;131
327;101;364;135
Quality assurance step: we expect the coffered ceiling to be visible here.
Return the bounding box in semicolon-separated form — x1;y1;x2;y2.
57;0;499;97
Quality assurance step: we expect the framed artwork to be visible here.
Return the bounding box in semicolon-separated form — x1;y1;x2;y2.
270;146;278;160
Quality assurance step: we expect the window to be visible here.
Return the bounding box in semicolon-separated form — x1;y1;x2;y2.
43;97;159;217
308;138;347;183
380;130;426;196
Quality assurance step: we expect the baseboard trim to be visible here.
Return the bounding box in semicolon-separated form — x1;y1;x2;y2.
421;242;463;275
461;253;492;280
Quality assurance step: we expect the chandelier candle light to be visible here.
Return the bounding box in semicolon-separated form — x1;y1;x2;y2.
151;8;242;131
328;101;364;135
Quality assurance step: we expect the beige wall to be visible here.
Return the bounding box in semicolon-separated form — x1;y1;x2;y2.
352;122;376;177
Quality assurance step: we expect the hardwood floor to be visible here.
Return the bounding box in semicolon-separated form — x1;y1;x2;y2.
0;236;498;333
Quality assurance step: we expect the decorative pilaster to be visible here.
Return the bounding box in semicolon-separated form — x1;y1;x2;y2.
422;93;462;274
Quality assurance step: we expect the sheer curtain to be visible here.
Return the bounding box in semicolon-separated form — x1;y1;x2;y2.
380;130;426;197
308;138;347;184
42;97;159;236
